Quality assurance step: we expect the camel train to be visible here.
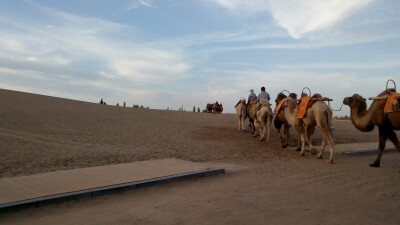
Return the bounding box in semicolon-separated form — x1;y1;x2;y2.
235;80;400;168
206;102;223;114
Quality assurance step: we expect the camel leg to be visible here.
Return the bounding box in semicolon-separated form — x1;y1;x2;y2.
387;129;400;151
260;122;266;141
317;133;327;159
266;116;272;142
277;128;283;145
326;131;334;164
282;125;290;148
296;133;301;151
320;130;334;163
238;120;241;132
306;126;317;154
370;127;387;167
296;125;306;156
249;118;254;133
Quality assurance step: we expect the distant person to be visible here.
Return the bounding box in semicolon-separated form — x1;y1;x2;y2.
248;89;256;105
100;98;104;104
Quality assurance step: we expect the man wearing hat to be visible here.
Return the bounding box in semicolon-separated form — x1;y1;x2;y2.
248;89;257;105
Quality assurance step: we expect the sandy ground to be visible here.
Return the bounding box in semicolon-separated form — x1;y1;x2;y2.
1;89;400;224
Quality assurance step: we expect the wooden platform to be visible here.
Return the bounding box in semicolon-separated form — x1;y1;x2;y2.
0;158;224;212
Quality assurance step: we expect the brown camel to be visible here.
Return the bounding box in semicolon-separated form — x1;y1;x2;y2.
235;99;247;131
274;92;301;150
283;93;334;163
343;89;400;167
206;104;213;113
212;103;223;114
254;99;274;142
247;98;258;135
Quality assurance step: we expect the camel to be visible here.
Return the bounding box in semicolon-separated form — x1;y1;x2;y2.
343;89;400;167
274;92;301;150
213;103;223;114
235;99;247;131
247;98;258;135
283;93;334;163
254;99;274;142
206;104;213;113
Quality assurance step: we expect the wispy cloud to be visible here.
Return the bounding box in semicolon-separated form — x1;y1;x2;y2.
268;0;374;39
0;2;191;107
208;0;269;14
127;0;155;10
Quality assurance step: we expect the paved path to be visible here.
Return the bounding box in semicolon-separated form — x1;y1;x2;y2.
0;158;224;211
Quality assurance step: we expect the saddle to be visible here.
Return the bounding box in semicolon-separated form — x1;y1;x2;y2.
274;98;287;114
296;94;320;118
257;100;272;111
380;92;400;113
296;96;311;118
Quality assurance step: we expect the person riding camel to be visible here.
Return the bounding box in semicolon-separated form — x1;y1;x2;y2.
257;86;271;110
248;89;256;106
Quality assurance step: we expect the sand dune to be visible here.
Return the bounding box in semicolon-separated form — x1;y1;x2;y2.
1;88;399;224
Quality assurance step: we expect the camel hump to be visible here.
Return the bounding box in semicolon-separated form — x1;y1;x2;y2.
260;99;271;106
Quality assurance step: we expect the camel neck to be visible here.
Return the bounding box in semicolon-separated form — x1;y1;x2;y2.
350;101;374;132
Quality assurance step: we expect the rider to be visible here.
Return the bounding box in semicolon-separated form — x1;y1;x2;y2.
247;89;257;105
258;86;270;101
257;86;270;108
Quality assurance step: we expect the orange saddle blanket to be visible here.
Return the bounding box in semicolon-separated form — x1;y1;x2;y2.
296;96;311;119
384;92;400;113
274;98;287;114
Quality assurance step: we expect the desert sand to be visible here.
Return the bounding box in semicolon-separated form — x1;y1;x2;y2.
1;89;399;225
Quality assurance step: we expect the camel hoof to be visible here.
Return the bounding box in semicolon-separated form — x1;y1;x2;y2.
310;148;317;155
260;138;265;142
327;159;333;164
317;154;323;159
369;163;380;168
282;144;288;148
296;147;301;152
299;152;305;156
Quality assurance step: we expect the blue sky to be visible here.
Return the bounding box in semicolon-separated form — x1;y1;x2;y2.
1;0;399;115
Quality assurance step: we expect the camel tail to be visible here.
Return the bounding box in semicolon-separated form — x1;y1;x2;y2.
324;110;331;130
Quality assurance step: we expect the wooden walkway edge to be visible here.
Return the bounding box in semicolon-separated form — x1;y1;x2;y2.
0;159;225;212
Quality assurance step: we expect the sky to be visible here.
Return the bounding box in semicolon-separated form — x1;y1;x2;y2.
0;0;399;116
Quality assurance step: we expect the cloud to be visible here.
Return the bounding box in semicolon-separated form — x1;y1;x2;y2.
209;0;269;14
127;0;155;10
268;0;374;39
0;2;192;109
0;3;190;83
209;0;376;39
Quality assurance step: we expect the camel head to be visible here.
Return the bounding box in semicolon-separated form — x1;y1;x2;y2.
275;93;287;106
343;94;367;110
288;93;297;99
313;93;322;98
282;93;298;109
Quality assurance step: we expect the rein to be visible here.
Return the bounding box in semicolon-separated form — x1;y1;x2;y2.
327;101;344;112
